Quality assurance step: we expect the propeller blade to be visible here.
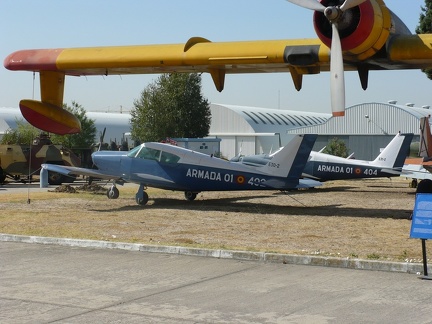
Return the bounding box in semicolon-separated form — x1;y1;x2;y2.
330;23;345;117
98;127;107;151
340;0;367;11
101;127;106;142
285;0;325;12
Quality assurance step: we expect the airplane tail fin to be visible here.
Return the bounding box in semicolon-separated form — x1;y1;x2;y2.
260;134;317;178
419;116;432;158
371;132;413;168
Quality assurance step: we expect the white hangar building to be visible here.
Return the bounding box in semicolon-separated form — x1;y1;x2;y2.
286;101;432;160
209;102;432;160
209;104;331;158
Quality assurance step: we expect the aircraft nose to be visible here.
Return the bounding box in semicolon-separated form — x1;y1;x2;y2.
91;151;125;171
91;152;103;168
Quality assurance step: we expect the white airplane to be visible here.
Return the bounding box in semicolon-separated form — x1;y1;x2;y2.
233;132;413;182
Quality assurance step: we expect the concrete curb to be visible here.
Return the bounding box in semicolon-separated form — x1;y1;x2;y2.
0;233;427;274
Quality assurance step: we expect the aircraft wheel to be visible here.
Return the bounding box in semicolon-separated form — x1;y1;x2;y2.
107;186;120;199
0;168;6;183
48;171;64;185
416;179;432;194
184;191;197;201
136;191;149;205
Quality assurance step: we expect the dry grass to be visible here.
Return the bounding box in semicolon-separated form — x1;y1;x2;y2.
0;178;424;262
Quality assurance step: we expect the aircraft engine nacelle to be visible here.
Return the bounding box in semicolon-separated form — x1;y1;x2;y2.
313;0;392;61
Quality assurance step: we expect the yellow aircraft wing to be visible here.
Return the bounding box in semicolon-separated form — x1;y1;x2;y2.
4;0;432;134
5;38;330;87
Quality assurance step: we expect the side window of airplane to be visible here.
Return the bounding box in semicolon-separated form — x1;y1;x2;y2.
136;147;161;161
127;146;179;163
160;151;180;164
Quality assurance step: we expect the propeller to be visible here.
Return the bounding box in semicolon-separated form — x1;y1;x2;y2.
98;127;106;151
286;0;366;116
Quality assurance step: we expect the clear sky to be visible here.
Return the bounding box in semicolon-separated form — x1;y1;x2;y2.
0;0;429;114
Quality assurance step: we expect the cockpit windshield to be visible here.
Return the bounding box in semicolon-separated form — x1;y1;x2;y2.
127;145;180;164
127;145;141;158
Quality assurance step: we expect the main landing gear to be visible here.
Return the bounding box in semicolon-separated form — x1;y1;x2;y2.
135;184;149;206
106;183;149;205
184;191;198;201
106;183;199;206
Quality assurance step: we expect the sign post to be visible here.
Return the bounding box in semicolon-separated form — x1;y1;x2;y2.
410;193;432;280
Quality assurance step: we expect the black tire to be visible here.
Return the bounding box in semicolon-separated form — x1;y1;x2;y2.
106;186;120;199
136;191;149;205
416;179;432;194
48;171;64;185
0;168;6;183
184;191;197;201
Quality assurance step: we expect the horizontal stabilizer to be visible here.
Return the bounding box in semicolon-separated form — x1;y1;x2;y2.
261;177;321;189
297;178;322;188
378;168;403;175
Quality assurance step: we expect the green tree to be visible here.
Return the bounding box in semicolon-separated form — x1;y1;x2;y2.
131;73;211;142
322;137;349;157
416;0;432;79
0;119;40;145
50;101;97;148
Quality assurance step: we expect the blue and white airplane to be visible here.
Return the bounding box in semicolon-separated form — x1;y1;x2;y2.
232;132;413;182
41;134;318;205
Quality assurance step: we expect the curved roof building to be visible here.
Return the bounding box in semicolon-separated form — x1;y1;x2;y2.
1;101;431;159
209;104;331;158
286;102;431;136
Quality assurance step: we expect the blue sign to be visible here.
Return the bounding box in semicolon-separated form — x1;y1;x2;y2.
410;193;432;239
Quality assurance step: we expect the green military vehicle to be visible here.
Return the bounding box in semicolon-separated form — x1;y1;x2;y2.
0;134;81;185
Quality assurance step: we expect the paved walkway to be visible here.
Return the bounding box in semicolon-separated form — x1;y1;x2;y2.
1;241;432;323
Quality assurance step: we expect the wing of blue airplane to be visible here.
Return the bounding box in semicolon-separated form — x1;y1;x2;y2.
42;164;123;182
43;163;180;184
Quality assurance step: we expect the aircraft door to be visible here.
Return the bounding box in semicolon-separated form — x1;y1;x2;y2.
120;155;133;180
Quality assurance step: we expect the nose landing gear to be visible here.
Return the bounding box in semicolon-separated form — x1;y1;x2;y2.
107;185;120;199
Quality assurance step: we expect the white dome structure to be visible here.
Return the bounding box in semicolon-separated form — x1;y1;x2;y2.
209;104;330;158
